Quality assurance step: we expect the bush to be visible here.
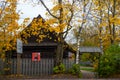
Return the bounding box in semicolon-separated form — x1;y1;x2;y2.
69;64;82;78
53;63;66;74
96;44;120;77
0;71;4;75
81;53;99;67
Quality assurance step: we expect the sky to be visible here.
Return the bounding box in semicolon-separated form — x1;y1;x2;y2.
17;0;53;24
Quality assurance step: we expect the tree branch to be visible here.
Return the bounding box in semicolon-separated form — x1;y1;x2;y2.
63;0;75;39
0;1;7;19
39;0;59;19
79;0;92;34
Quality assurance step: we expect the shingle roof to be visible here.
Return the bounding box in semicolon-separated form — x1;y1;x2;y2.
79;46;102;53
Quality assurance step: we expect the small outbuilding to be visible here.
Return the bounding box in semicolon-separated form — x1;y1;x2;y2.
7;15;76;76
79;46;102;67
79;46;102;54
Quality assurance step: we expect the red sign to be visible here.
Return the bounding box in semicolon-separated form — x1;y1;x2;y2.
32;52;40;61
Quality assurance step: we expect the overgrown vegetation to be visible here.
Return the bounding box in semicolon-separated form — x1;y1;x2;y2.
69;64;82;78
96;44;120;78
53;63;66;74
53;63;82;78
80;53;99;67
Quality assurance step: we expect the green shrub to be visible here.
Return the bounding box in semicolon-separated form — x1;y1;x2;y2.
69;64;82;78
53;63;66;74
0;71;4;75
96;44;120;77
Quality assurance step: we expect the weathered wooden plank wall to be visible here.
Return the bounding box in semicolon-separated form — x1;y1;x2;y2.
0;59;74;76
0;59;4;74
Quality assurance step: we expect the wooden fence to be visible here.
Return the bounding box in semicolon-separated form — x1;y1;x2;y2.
0;58;74;76
0;59;4;74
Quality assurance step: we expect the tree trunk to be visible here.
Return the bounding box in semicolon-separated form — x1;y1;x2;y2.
54;0;64;67
111;0;116;44
54;42;64;66
108;0;116;44
54;34;64;66
76;35;80;64
107;3;113;44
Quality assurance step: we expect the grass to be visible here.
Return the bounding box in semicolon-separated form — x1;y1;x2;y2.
80;66;94;72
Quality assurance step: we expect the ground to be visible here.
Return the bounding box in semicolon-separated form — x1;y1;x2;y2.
0;66;119;79
0;73;79;80
0;70;95;80
0;72;120;80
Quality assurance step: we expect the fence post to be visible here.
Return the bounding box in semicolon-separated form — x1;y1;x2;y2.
17;54;21;75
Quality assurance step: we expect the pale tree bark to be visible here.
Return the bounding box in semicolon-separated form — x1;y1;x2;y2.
76;0;92;64
98;0;103;54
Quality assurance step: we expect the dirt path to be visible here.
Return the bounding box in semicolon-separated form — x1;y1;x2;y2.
81;70;97;79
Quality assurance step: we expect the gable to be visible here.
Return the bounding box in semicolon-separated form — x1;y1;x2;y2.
21;14;76;54
21;15;58;45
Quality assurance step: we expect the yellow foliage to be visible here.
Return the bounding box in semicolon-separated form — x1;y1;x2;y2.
51;5;61;12
4;68;10;71
0;0;23;58
93;60;98;69
115;37;120;41
0;54;5;60
78;19;82;22
54;26;60;33
99;22;107;27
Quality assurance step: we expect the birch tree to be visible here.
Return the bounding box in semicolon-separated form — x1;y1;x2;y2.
75;0;92;64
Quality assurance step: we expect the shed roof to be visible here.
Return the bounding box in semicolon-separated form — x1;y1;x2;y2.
79;46;102;53
23;42;57;47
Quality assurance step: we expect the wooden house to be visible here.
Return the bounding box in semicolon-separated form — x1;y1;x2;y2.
11;15;75;59
5;15;76;76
